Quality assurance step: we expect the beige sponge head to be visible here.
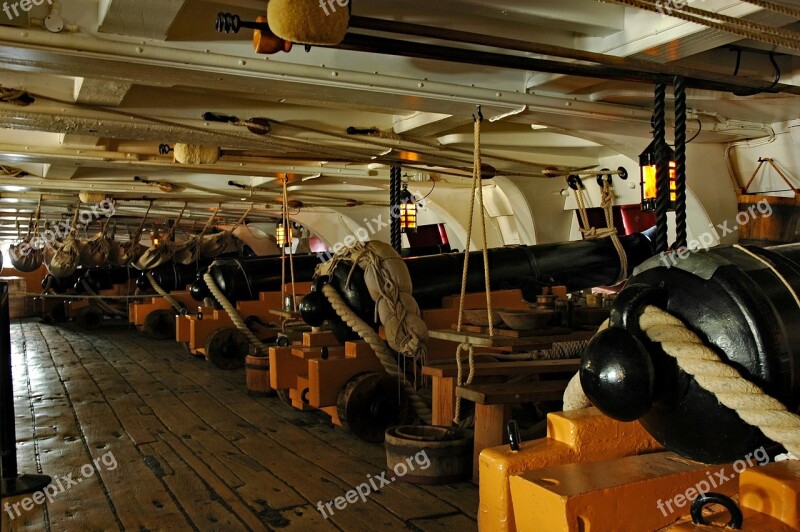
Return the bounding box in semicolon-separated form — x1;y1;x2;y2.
267;0;350;45
174;144;221;165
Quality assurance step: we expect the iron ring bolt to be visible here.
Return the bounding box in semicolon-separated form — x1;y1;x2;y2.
690;493;743;529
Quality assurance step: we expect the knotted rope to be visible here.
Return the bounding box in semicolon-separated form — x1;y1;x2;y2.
321;283;432;424
571;177;628;283
453;110;494;425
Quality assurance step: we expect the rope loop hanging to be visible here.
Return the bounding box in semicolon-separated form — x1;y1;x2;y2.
280;175;297;311
453;107;495;425
568;174;629;283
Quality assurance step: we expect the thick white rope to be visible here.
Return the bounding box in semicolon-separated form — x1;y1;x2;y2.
640;305;800;457
203;272;269;352
322;283;432;424
146;272;184;313
563;308;800;458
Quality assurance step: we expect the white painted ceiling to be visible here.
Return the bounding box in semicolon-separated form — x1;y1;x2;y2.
0;0;797;240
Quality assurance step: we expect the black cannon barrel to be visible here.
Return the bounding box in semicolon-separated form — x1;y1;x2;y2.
208;254;322;303
581;242;800;464
300;229;656;337
137;261;215;293
408;228;656;308
82;266;137;291
42;271;83;293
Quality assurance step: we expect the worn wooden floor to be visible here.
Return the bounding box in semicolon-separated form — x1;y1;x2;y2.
1;319;478;531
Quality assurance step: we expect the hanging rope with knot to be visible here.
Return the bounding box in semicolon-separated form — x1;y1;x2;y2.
570;176;628;284
453;107;494;426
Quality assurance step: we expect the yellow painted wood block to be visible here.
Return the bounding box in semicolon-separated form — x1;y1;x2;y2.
509;452;737;532
479;408;661;532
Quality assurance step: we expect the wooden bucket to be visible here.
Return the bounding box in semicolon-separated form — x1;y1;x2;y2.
245;354;272;396
384;425;473;484
738;194;800;247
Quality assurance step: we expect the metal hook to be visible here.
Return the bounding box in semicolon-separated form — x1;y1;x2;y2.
473;105;484;123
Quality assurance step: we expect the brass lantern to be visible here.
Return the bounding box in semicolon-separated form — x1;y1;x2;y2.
639;139;677;213
398;184;417;233
275;222;291;247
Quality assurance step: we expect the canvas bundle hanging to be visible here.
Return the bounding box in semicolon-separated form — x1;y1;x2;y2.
10;199;44;272
45;205;82;278
134;203;187;270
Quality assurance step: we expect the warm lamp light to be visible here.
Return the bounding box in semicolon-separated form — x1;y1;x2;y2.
275;223;291;247
399;184;417;233
640;139;677;213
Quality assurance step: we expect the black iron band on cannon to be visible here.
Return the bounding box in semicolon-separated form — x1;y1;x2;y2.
300;229;657;342
581;242;800;464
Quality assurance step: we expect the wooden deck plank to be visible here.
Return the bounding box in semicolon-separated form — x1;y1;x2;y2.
211;354;482;522
37;325;190;531
83;339;308;513
83;335;411;530
4;320;479;531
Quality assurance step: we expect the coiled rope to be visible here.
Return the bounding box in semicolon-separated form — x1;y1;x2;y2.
0;165;28;178
564;305;800;458
321;283;432;424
